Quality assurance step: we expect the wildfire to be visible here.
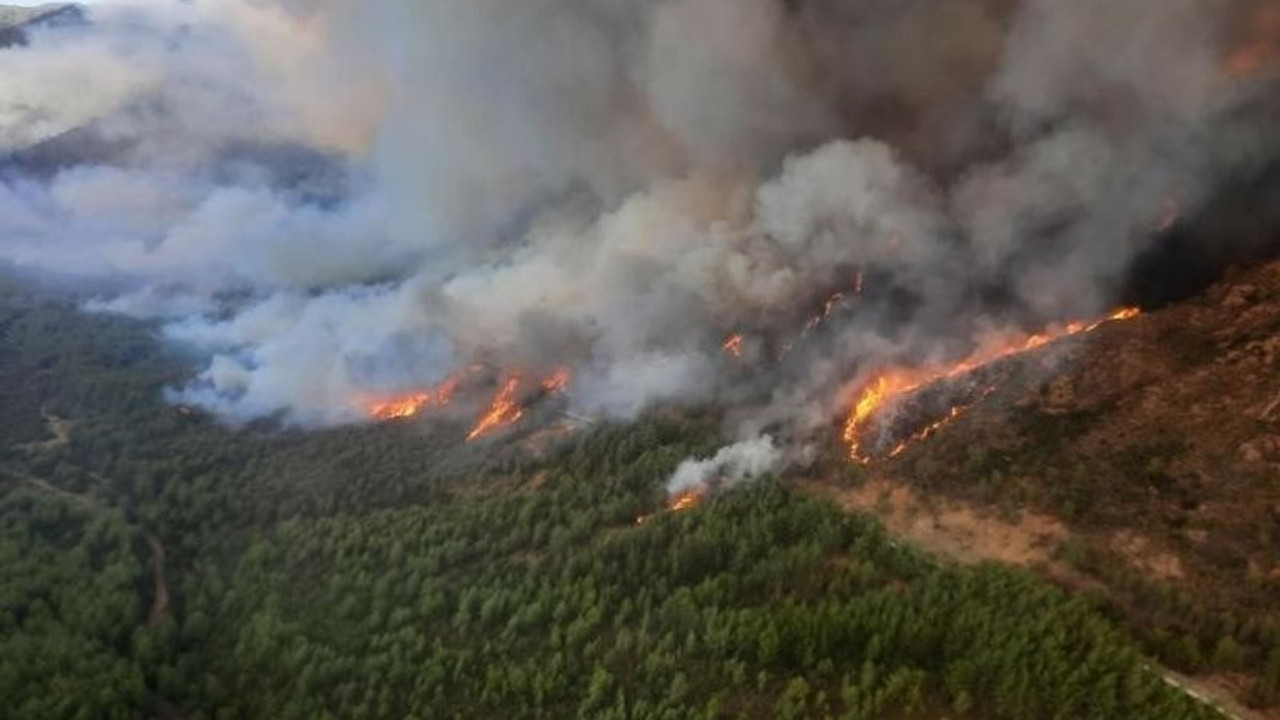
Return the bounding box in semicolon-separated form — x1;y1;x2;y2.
1224;5;1280;78
886;386;998;459
806;292;848;332
367;364;571;437
368;376;460;421
466;375;526;441
842;371;923;462
843;307;1140;463
541;366;572;394
668;489;705;512
635;488;706;525
723;333;744;358
463;366;574;440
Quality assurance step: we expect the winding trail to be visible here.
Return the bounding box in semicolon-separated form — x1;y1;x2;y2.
15;475;171;628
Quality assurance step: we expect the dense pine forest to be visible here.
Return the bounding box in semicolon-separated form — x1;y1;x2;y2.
0;287;1243;719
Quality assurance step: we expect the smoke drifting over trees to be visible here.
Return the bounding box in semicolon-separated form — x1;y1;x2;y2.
1;0;1277;431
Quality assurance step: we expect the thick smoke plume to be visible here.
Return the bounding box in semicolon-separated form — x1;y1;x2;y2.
2;0;1278;439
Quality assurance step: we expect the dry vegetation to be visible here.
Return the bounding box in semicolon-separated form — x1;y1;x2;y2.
805;259;1280;714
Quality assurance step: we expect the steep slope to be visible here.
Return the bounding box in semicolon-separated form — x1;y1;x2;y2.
812;258;1280;714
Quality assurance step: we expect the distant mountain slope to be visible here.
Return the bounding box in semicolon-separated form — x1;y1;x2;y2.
0;3;82;47
0;3;79;28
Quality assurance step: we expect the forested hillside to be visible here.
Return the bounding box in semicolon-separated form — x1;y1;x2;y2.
0;288;1231;719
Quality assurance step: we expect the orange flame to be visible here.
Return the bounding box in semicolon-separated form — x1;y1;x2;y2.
368;376;460;421
723;334;745;358
1106;307;1141;322
842;371;922;462
634;488;707;525
843;307;1140;462
467;375;526;441
668;490;705;512
370;364;570;435
1224;5;1280;78
541;366;572;394
1226;45;1276;77
886;386;998;459
805;292;849;332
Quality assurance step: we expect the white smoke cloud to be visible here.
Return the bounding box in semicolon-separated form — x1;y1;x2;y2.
667;435;785;496
163;284;455;426
0;33;155;150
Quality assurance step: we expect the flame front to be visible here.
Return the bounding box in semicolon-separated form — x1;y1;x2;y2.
368;377;460;421
1224;4;1280;78
806;292;847;332
634;488;706;525
843;307;1139;462
541;366;572;394
842;372;923;462
466;375;526;441
668;490;705;512
369;365;571;438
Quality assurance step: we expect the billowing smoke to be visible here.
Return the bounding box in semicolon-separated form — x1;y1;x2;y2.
667;435;784;496
2;0;1278;440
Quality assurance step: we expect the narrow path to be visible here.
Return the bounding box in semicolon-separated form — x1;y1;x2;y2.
8;425;181;716
20;411;73;453
1161;669;1278;720
17;473;172;628
144;531;170;627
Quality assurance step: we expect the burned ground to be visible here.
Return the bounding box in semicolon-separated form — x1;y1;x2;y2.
810;258;1280;711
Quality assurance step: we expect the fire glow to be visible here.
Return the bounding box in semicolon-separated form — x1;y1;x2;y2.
367;377;460;421
843;307;1140;463
668;489;705;512
1224;4;1280;78
723;334;744;358
466;375;524;440
806;292;848;332
366;366;573;441
635;488;706;525
466;366;572;441
541;366;572;394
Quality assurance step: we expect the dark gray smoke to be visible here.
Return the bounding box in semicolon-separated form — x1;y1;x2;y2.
1;0;1277;433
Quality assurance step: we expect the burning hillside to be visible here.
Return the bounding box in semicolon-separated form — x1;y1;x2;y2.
363;365;573;441
843;307;1141;463
0;0;1277;471
794;259;1280;715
